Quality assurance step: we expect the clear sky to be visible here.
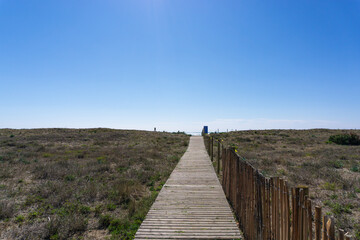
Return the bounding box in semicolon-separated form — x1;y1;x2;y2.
1;0;359;132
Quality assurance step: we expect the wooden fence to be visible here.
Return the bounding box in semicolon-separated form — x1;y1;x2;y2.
204;135;352;240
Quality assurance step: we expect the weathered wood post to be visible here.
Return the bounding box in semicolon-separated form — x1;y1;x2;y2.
216;143;353;240
217;140;220;174
345;235;352;240
339;229;345;240
207;136;209;155
315;206;322;240
307;199;313;240
211;136;214;161
323;215;329;240
326;217;335;240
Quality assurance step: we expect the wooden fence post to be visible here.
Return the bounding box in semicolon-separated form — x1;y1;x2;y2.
258;173;264;239
210;137;213;161
271;178;276;240
280;178;285;240
315;206;322;240
264;178;271;239
323;215;329;240
235;153;240;215
217;140;220;174
244;164;248;239
226;149;231;198
307;199;312;240
327;217;335;240
299;188;304;240
285;182;290;240
339;229;345;240
251;167;255;239
230;151;236;207
239;160;245;234
345;235;352;240
275;177;280;240
217;144;352;240
291;187;295;240
221;148;227;192
260;174;266;239
207;136;210;154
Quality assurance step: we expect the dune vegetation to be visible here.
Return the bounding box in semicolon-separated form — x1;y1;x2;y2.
0;128;189;240
211;129;360;239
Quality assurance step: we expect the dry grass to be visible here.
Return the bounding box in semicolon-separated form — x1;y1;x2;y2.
212;129;360;239
0;128;189;239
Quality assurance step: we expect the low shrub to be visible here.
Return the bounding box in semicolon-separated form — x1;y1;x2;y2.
324;201;353;215
355;223;360;239
99;214;112;229
64;175;75;182
46;212;87;239
0;201;15;219
350;165;359;172
330;160;344;169
106;203;116;211
322;182;337;191
15;215;25;223
328;133;360;145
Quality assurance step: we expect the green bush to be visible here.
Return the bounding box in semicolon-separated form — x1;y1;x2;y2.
64;175;75;182
324;201;352;215
28;211;41;219
99;214;112;229
355;223;360;239
106;203;116;211
79;205;91;214
330;160;343;169
109;218;139;240
322;182;337;191
328;133;360;145
15;215;25;223
350;165;359;172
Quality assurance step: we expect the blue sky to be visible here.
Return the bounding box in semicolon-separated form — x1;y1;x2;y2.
1;0;359;132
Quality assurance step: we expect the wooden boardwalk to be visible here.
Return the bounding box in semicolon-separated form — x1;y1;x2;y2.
135;136;242;239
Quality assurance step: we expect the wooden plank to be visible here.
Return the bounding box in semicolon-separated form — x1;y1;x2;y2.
134;136;242;239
